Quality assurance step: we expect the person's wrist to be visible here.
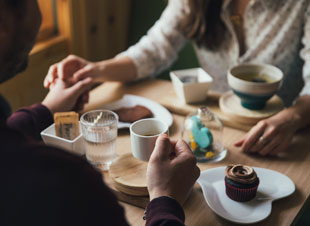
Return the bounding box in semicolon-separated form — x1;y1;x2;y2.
149;189;182;205
41;99;56;115
285;107;303;132
298;95;310;126
149;189;168;202
92;61;106;82
288;96;310;131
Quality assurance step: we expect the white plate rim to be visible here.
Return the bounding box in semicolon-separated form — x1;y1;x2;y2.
100;94;173;129
197;166;295;224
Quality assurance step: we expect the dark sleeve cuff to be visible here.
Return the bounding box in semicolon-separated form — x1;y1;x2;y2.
145;196;185;226
7;103;53;140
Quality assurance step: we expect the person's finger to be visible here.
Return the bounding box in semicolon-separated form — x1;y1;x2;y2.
67;77;93;98
258;138;279;156
58;55;82;80
76;103;85;112
44;64;58;88
269;139;290;156
81;91;89;104
234;136;246;147
73;99;84;112
150;134;172;160
249;137;267;153
241;121;266;152
85;92;89;104
174;139;193;155
73;65;94;81
172;139;196;165
250;125;279;153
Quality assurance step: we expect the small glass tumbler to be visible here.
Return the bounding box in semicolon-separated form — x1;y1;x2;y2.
80;110;118;171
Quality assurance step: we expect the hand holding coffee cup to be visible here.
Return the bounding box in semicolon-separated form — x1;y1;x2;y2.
228;63;283;110
130;118;169;161
147;134;200;205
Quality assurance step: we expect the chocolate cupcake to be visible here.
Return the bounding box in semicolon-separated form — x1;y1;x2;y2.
225;164;259;202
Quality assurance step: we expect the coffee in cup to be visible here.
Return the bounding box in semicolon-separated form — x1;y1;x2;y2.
130;118;169;161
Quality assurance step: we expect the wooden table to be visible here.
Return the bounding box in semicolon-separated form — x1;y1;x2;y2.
84;79;310;226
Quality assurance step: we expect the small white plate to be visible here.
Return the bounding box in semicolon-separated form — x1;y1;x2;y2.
101;94;173;129
197;166;295;224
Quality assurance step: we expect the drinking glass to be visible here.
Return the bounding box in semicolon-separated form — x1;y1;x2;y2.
80;110;118;171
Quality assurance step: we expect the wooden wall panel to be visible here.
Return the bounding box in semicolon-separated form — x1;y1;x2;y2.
37;0;56;41
57;0;131;60
75;0;132;61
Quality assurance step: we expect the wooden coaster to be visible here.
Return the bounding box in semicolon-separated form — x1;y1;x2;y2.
109;153;148;196
219;91;284;125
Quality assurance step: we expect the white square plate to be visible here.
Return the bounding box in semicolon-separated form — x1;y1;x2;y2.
170;68;213;104
40;123;84;156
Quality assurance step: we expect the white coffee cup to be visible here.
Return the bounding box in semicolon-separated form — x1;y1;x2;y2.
130;118;169;161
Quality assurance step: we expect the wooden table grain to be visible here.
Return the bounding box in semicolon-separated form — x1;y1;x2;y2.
84;79;310;226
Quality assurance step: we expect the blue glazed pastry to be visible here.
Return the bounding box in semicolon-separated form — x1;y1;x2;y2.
191;116;213;149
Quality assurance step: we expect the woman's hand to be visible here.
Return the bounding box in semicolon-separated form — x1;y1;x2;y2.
235;96;310;156
44;55;102;88
147;134;200;205
235;109;301;156
42;77;93;114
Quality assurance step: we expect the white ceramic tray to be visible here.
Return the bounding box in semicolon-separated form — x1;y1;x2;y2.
101;94;173;129
197;166;295;224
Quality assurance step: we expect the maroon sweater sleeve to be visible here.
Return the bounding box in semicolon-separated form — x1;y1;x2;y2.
6;103;53;140
146;196;185;226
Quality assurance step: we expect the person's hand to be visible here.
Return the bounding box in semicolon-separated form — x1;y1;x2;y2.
44;55;102;88
42;77;93;114
234;109;299;156
147;134;200;205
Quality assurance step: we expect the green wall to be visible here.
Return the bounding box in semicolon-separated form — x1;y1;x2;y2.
128;0;199;80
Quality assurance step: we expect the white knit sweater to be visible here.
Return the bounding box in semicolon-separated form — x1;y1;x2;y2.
119;0;310;106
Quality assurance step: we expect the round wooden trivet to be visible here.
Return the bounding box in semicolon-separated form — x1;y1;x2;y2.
109;153;148;196
219;91;284;125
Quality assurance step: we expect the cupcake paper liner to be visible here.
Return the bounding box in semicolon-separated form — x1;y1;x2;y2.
225;177;260;202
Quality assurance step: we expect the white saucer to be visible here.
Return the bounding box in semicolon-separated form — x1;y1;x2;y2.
197;166;295;224
101;94;173;129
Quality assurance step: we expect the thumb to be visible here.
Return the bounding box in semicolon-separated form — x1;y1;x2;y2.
150;134;172;161
67;77;93;98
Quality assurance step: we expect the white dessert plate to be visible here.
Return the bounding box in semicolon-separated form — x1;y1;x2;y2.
101;94;173;129
197;166;295;224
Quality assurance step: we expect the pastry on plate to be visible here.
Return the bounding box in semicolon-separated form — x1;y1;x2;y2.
225;164;259;202
113;105;153;123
